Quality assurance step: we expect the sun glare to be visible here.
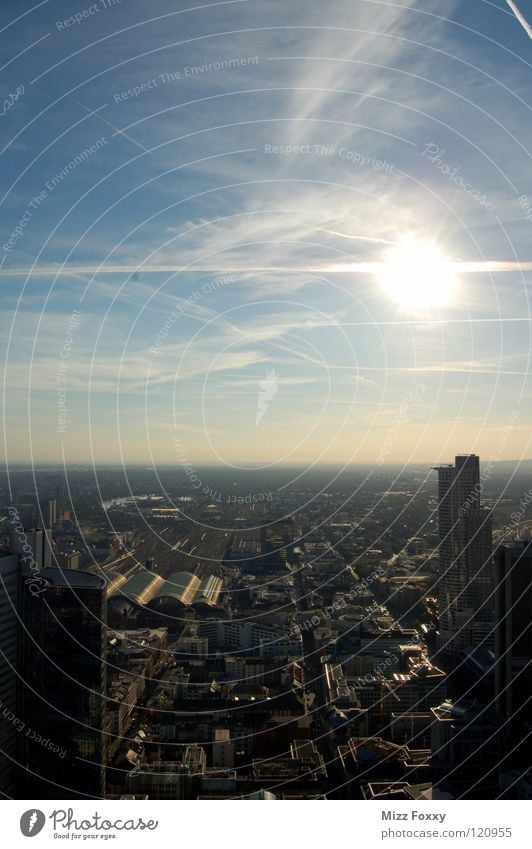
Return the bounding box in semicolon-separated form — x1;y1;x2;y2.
378;236;457;309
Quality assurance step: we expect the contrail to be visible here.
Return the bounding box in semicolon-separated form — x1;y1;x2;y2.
71;97;149;154
1;260;532;277
506;0;532;38
322;230;395;245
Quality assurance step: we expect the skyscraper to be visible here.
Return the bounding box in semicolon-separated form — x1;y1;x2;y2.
46;499;57;527
494;540;532;726
18;568;107;799
0;551;20;797
10;527;52;571
434;455;493;658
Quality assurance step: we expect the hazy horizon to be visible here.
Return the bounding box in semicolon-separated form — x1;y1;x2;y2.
4;457;532;469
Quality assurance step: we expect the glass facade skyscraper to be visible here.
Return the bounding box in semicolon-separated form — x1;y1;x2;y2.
19;568;107;799
494;540;532;726
434;455;493;658
0;552;20;798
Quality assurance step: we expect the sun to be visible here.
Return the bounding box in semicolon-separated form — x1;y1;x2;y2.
378;236;457;309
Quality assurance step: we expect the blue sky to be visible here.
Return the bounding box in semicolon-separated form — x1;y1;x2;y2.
1;0;531;467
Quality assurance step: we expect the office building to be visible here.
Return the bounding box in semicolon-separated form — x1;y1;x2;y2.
19;568;107;799
431;700;506;796
46;499;57;527
11;527;52;571
0;552;20;797
494;540;532;725
433;455;493;657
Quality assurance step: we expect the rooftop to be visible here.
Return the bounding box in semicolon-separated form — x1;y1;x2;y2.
23;567;106;590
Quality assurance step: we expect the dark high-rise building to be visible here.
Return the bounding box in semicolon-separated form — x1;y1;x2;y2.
0;551;20;797
46;499;57;527
431;699;507;797
433;455;493;657
19;568;107;799
494;540;532;726
10;527;52;571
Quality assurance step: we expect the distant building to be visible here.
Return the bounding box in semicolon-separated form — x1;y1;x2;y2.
389;712;434;749
197;619;302;656
250;740;327;793
46;499;57;527
175;624;209;658
362;780;454;800
11;527;51;571
55;550;80;570
338;736;430;789
108;569;222;613
126;747;206;799
212;729;235;769
383;663;446;715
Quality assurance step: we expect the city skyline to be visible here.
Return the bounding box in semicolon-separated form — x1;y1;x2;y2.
1;0;531;818
2;453;531;803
